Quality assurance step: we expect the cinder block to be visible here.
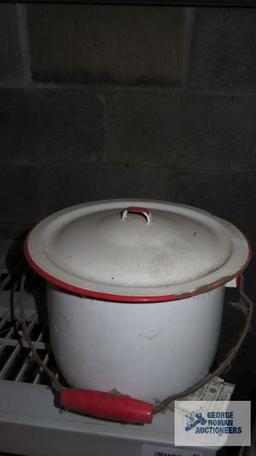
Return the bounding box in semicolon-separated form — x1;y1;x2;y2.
0;89;105;163
34;163;171;217
189;8;256;90
109;92;256;171
27;4;186;85
169;171;255;239
0;223;31;240
0;5;26;82
0;164;36;224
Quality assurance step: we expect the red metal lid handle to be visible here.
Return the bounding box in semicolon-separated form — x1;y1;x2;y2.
60;388;153;424
121;207;152;225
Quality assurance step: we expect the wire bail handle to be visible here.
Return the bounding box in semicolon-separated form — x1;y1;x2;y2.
18;273;253;422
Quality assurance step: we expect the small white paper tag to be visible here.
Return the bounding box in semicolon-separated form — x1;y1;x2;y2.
167;377;235;412
181;377;235;402
142;444;202;456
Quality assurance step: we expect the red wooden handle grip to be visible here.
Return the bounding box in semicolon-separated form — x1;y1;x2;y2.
60;388;153;424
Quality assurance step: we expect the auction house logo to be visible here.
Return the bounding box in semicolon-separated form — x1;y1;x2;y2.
175;401;250;447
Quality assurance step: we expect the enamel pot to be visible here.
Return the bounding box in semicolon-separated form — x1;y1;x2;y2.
24;200;250;402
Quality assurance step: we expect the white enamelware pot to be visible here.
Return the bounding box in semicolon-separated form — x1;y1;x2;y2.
25;199;250;402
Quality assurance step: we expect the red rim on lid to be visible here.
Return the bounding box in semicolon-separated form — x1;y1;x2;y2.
24;199;251;302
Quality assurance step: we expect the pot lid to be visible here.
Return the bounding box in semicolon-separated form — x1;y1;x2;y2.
25;199;250;302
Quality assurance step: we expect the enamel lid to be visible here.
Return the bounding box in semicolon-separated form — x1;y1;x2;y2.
25;199;250;302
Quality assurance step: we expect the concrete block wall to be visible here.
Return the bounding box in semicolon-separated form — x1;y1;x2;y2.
0;4;255;266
